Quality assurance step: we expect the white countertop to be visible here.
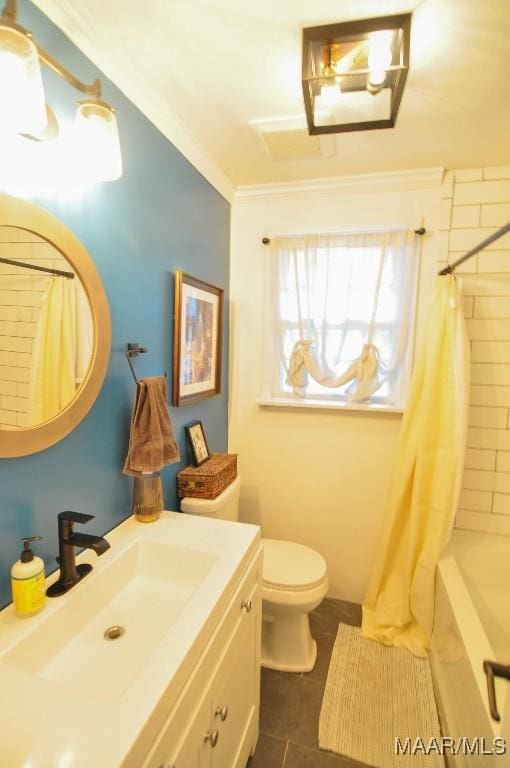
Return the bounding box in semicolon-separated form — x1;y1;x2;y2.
0;511;261;768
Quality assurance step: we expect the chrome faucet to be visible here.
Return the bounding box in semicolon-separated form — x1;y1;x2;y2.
46;511;110;597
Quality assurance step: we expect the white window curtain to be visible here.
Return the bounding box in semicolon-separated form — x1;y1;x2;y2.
271;229;419;406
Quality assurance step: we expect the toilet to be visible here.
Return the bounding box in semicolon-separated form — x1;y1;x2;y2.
180;476;329;672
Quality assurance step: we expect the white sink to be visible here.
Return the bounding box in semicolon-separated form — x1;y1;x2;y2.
5;539;217;702
0;511;260;768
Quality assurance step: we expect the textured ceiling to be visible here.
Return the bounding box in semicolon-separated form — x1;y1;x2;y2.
32;0;510;198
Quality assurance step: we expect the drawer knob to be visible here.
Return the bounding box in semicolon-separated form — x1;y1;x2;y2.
204;729;219;748
215;705;229;721
241;598;252;613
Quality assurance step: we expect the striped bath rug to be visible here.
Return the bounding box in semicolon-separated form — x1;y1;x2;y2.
318;624;443;767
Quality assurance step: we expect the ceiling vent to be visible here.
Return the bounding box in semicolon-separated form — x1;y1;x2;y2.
250;116;336;161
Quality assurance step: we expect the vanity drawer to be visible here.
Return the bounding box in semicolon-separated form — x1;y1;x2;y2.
139;547;262;768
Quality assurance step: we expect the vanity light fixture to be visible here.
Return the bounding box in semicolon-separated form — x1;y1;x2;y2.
302;14;411;135
0;0;122;181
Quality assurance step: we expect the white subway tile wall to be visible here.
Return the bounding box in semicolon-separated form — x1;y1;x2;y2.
441;166;510;536
0;227;71;430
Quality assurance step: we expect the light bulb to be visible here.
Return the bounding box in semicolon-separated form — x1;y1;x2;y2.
74;99;122;181
332;54;351;75
0;24;47;135
368;69;386;87
367;30;393;90
368;46;392;72
369;29;394;51
320;81;341;107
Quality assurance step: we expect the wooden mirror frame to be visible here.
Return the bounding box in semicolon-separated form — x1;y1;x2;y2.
0;195;111;457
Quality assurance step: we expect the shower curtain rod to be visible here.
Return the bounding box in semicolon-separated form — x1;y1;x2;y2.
0;256;75;279
261;226;426;245
438;221;510;276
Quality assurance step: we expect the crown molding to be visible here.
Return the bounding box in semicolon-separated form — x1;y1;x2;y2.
31;0;235;203
234;167;445;203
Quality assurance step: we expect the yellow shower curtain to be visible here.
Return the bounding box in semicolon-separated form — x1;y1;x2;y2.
29;277;77;425
362;275;470;657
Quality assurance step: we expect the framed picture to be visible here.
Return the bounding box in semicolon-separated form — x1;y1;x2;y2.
173;271;223;407
185;420;210;466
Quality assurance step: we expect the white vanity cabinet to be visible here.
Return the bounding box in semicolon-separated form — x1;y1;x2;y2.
0;513;262;768
140;547;262;768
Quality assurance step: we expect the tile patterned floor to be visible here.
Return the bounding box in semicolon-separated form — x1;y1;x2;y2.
247;598;373;768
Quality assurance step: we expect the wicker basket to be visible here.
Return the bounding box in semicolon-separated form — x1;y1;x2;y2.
177;453;238;500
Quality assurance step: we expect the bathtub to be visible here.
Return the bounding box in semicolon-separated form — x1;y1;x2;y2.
431;530;510;766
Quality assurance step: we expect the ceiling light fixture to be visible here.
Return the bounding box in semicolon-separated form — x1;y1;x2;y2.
302;14;411;135
0;0;122;181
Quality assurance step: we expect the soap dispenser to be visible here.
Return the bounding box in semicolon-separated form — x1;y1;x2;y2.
11;536;46;616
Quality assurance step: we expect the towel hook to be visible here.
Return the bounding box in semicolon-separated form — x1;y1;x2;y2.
125;343;167;384
125;343;147;384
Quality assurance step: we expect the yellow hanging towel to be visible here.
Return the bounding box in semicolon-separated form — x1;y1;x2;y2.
362;275;469;657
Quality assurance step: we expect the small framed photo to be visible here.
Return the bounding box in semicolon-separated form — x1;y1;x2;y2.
173;271;223;407
185;420;211;467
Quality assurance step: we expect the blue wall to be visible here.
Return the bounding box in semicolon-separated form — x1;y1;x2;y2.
0;1;230;607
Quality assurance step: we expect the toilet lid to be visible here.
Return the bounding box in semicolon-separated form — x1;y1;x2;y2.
262;539;327;590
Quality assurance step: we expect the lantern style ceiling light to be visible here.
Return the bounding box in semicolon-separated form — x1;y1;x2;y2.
302;14;412;135
0;0;122;181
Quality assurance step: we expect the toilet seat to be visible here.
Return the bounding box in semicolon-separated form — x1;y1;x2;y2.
262;539;327;591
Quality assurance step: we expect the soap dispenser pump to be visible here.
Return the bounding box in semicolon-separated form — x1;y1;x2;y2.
11;536;46;616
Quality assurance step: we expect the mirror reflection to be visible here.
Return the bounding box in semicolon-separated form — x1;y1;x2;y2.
0;226;93;430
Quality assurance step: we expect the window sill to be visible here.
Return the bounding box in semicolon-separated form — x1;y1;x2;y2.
257;397;404;414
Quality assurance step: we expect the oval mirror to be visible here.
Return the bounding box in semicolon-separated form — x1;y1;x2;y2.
0;195;111;457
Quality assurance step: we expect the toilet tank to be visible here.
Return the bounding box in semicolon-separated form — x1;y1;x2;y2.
180;475;241;521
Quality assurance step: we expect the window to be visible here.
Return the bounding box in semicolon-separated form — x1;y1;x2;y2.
266;230;419;409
